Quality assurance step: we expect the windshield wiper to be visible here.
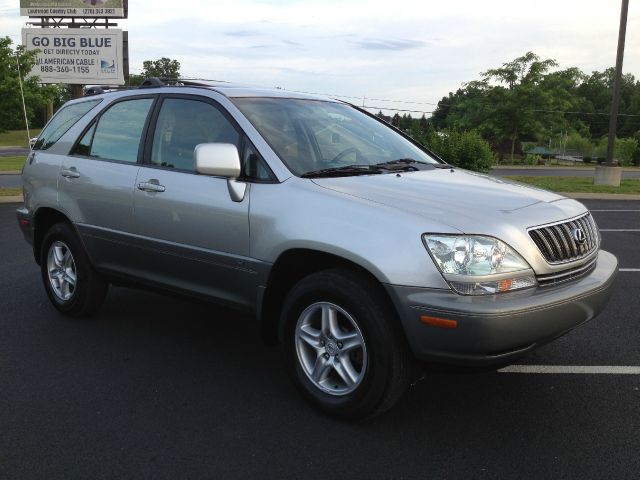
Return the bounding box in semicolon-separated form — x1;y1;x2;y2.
301;165;383;178
374;158;425;171
375;158;452;171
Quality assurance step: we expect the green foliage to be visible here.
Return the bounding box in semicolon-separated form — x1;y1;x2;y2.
431;52;640;163
0;36;66;132
615;137;638;166
417;129;495;172
525;154;543;165
127;57;182;85
142;57;181;80
565;132;594;155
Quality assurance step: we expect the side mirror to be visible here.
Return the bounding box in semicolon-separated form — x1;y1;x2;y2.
194;143;241;178
194;143;247;202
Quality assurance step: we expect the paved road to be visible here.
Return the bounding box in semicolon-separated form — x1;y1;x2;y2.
0;174;21;188
492;168;640;179
1;201;639;479
0;147;28;157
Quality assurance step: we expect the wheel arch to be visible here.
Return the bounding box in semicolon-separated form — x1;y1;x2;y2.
32;207;74;265
259;248;400;345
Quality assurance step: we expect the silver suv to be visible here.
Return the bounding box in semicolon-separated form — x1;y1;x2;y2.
17;82;618;418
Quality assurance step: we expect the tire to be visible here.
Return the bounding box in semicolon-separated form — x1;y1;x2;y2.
40;222;108;317
281;268;412;419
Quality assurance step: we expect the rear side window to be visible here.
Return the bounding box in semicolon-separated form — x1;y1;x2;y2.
33;99;100;150
83;98;154;163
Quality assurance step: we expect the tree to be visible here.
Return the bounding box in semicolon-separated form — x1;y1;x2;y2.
0;36;62;132
479;52;559;161
141;57;181;80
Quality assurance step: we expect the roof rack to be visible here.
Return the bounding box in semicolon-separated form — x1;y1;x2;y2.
139;77;165;88
83;77;233;96
84;86;105;96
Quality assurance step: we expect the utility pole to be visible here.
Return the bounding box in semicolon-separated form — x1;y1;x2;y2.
606;0;629;165
595;0;628;186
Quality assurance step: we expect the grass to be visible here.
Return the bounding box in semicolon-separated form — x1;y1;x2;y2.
0;129;40;148
0;156;26;171
0;187;22;197
505;176;640;194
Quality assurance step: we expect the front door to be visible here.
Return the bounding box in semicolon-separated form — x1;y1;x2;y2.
132;95;255;309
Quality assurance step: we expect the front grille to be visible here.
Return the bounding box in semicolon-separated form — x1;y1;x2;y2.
536;256;598;287
528;213;599;264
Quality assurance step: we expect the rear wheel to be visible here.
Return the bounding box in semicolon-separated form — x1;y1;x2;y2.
40;222;108;316
281;268;411;419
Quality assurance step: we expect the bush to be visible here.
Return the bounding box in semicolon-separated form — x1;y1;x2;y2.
566;132;595;156
525;154;542;165
583;156;592;164
615;137;638;166
417;129;495;172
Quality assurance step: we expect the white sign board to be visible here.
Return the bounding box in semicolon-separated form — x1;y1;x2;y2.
22;28;124;85
20;0;126;18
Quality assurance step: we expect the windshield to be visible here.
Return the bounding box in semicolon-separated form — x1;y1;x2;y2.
232;98;440;177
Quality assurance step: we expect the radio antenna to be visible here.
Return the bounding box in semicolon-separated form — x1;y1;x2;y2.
15;51;32;151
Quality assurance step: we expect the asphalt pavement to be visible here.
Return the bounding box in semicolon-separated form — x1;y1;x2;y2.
0;174;21;188
1;201;639;479
0;147;28;157
492;167;640;179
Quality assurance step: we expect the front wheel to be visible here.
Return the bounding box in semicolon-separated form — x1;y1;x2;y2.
40;222;108;316
281;269;412;419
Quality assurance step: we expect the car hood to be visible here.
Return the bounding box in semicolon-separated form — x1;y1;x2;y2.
311;168;587;234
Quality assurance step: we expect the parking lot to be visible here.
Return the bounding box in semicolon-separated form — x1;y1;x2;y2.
1;199;638;479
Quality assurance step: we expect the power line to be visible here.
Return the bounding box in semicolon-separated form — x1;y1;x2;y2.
121;72;640;119
361;105;434;115
530;109;640;117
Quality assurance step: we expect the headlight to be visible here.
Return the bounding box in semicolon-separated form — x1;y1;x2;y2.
423;234;537;295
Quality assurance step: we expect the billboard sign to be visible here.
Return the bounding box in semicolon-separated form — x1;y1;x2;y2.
22;28;124;85
20;0;126;18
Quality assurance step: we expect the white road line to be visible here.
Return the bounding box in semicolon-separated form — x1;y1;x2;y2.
498;365;640;374
620;268;640;272
599;229;640;232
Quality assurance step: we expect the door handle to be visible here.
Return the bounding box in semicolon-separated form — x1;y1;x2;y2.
60;168;80;179
137;181;166;193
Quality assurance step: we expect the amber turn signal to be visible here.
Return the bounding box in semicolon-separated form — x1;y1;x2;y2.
420;315;458;329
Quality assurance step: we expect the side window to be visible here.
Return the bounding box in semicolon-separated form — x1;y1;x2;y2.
34;99;101;150
241;143;273;181
88;98;154;163
151;98;240;171
74;123;96;156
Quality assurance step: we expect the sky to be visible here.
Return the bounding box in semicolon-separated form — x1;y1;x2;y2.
1;0;640;115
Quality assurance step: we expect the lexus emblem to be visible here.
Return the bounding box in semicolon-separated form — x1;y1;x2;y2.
573;228;587;245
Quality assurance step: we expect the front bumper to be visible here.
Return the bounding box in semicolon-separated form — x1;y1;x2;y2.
386;250;618;366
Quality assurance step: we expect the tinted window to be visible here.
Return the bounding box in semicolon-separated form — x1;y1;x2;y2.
34;99;100;150
151;98;240;171
241;143;273;181
90;98;154;163
233;98;438;176
74;123;96;156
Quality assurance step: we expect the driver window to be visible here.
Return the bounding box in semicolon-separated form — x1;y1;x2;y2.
151;98;240;172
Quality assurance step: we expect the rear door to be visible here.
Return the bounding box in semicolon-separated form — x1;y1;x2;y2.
131;94;257;309
59;95;156;274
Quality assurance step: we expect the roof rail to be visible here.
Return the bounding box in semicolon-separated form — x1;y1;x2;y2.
139;77;165;88
84;86;105;96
